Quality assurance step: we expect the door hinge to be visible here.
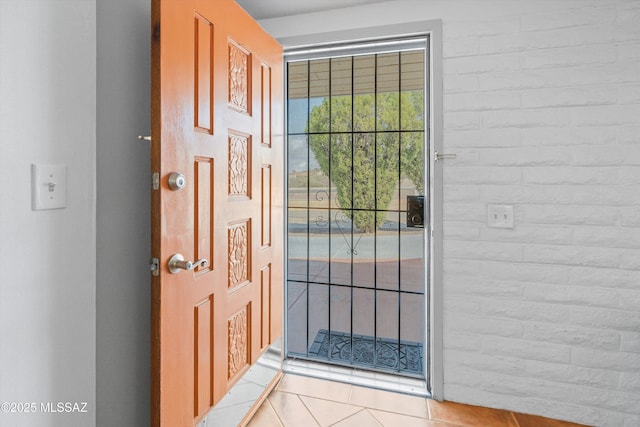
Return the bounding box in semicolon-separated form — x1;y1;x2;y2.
150;257;159;276
152;172;160;190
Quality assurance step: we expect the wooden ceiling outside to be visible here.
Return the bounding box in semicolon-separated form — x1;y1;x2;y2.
287;50;424;99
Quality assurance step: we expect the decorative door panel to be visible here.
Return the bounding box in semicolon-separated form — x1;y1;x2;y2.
261;165;272;248
194;13;214;134
260;264;272;349
194;296;214;419
228;131;251;198
261;64;272;147
151;0;283;425
228;219;251;290
194;157;214;274
228;40;251;114
227;304;251;382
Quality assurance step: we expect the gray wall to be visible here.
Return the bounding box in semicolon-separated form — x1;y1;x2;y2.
96;0;151;425
0;1;96;426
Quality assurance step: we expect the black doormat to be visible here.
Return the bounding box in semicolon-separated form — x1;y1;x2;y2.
308;329;423;375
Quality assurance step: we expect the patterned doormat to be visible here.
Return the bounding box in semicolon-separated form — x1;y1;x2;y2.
308;329;423;375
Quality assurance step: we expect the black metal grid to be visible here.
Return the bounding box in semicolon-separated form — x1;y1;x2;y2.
286;49;426;378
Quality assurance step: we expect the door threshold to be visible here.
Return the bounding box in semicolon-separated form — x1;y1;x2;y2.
283;358;430;398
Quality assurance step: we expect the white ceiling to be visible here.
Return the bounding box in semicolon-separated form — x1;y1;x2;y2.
236;0;392;20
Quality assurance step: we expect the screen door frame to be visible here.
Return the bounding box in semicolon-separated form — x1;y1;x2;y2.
280;20;443;400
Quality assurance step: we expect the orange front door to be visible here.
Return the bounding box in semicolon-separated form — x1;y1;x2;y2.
150;0;283;424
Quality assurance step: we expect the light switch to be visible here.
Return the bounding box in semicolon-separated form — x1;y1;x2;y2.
487;204;514;229
32;164;66;210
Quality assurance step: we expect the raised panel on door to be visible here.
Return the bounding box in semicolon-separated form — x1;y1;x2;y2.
151;0;283;425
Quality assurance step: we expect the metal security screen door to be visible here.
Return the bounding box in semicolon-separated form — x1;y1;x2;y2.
285;38;429;379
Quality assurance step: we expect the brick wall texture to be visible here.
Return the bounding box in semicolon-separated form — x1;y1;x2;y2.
441;1;640;425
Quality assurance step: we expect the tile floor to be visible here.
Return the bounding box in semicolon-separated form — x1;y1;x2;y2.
247;374;590;427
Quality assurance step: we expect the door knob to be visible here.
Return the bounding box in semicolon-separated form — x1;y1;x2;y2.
168;253;208;274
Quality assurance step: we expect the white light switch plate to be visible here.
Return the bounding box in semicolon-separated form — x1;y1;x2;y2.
487;204;514;229
32;164;66;210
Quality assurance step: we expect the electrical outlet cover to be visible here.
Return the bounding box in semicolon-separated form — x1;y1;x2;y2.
487;204;514;229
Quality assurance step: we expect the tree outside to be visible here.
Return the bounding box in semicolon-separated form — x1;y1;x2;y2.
307;90;424;233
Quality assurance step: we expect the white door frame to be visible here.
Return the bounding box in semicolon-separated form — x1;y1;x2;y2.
279;20;444;400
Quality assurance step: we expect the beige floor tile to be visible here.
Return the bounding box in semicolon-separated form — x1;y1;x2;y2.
277;374;352;403
331;409;383;427
268;391;320;427
348;385;429;418
246;400;283;427
299;395;363;426
248;375;592;427
369;409;459;427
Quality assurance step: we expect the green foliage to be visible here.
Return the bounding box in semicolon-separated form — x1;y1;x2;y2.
307;91;424;233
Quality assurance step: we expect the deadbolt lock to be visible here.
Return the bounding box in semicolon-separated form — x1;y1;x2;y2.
168;172;186;191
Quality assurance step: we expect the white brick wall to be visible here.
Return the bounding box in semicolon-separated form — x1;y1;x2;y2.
442;2;640;425
263;1;639;424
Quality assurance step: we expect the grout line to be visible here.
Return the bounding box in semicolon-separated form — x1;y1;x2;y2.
365;408;383;426
265;397;285;427
328;404;367;426
511;411;521;427
275;374;286;391
347;383;354;404
296;393;322;427
361;409;385;427
275;388;299;397
328;409;373;427
426;403;472;427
